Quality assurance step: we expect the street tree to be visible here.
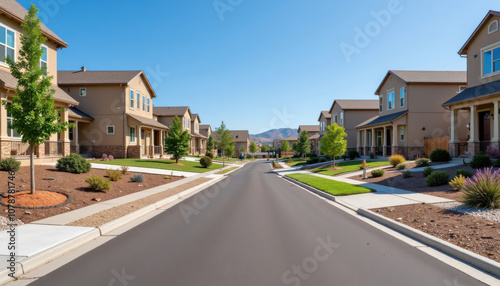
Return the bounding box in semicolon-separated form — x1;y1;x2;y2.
292;142;299;152
261;145;268;152
320;123;347;168
214;121;233;166
165;116;191;163
249;141;258;155
281;141;291;152
297;131;311;158
207;136;214;153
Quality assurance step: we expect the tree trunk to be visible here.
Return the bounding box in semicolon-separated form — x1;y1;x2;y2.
222;150;225;167
30;144;35;195
333;156;336;168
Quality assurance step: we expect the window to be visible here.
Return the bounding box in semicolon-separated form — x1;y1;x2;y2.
379;97;383;112
68;126;74;141
400;126;405;141
334;114;338;124
137;92;140;109
40;45;48;74
340;112;344;125
483;45;500;76
147;98;150;112
6;103;20;138
107;125;115;135
0;25;15;65
130;127;136;143
400;87;405;107
387;92;395;110
489;20;499;34
80;88;87;97
130;89;134;109
195;123;198;132
141;129;145;139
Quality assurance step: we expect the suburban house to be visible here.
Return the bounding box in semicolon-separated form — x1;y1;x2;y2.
318;111;332;134
230;130;250;156
356;70;467;159
189;113;208;155
327;100;379;152
273;136;298;151
0;0;79;163
58;69;169;159
443;10;500;158
297;125;320;154
200;124;216;155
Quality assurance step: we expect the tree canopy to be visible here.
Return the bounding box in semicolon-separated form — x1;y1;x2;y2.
320;123;347;167
297;131;311;158
165;116;191;163
249;141;258;154
214;121;234;166
281;141;291;152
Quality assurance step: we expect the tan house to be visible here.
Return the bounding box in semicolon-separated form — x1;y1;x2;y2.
230;130;250;156
58;69;169;159
297;125;320;154
0;0;79;162
273;136;298;151
190;113;208;155
357;70;467;159
200;124;217;155
327;100;379;152
444;10;500;158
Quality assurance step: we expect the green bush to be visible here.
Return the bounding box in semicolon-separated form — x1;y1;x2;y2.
130;174;145;182
371;169;385;177
106;169;123;181
205;151;214;159
449;175;466;191
348;150;360;160
469;152;492;169
307;153;318;158
396;163;406;170
389;155;405;167
85;174;111;192
455;169;474;178
425;171;450;187
369;152;375;159
415;158;430;167
0;158;21;172
319;157;327;163
402;170;413;178
429;149;451;162
306;157;320;164
423;166;434;177
246;154;252;159
461;168;500;208
200;156;213;168
56;153;91;174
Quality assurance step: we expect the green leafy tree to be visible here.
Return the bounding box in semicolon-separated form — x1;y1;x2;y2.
292;142;299;152
261;145;268;153
297;131;311;158
207;135;214;152
281;141;291;152
226;143;235;158
249;141;258;155
320;123;347;168
214;121;234;166
165;116;191;163
2;5;72;195
239;145;246;155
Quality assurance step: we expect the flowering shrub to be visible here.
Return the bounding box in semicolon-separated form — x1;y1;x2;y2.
108;155;114;161
486;145;500;159
101;154;108;161
461;168;500;208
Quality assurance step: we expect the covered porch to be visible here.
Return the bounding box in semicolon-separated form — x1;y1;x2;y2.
190;133;208;155
127;114;169;159
68;107;94;156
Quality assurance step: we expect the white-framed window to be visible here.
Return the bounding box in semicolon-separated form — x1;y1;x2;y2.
147;98;150;112
80;88;87;97
379;97;383;113
400;87;405;107
107;125;115;135
40;45;48;74
129;89;134;109
0;25;15;65
387;92;395;110
6;103;21;138
489;20;499;34
142;96;146;111
68;126;74;142
400;126;405;141
340;112;344;125
482;43;500;76
130;126;136;143
195;123;199;132
136;92;140;109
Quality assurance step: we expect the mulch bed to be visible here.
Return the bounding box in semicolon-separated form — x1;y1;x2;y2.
372;204;500;263
0;166;184;224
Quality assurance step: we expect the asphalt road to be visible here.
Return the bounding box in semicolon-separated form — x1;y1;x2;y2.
31;161;487;286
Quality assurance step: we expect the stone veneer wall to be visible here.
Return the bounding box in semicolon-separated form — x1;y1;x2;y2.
80;145;126;159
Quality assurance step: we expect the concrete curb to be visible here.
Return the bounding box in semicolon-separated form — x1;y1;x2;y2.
358;208;500;278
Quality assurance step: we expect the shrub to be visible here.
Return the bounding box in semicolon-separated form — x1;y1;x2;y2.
0;158;21;172
130;174;145;182
246;154;252;159
348;150;360;160
85;174;111;192
272;161;278;168
200;156;212;168
396;163;406;170
56;153;91;174
369;152;375;159
469;152;492;169
307;153;318;158
164;176;171;180
319;157;327;163
461;168;500;208
108;155;114;161
455;169;474;178
106;169;123;181
429;149;451;162
449;175;466;191
306;157;320;164
389;154;405;167
423;167;434;177
101;154;108;161
486;145;500;159
425;171;450;187
371;169;385;177
402;170;413;178
360;159;368;170
415;158;430;167
120;165;129;175
205;151;214;159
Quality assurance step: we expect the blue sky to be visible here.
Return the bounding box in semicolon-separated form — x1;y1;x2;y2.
18;0;500;134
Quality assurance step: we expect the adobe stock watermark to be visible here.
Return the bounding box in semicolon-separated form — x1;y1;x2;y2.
35;0;71;25
339;0;406;63
144;64;170;90
108;267;135;286
282;235;340;286
443;278;466;286
213;0;244;22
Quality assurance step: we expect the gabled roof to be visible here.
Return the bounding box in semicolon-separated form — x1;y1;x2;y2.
68;107;93;121
127;114;169;130
191;132;208;139
318;110;331;122
153;106;192;117
199;124;211;130
458;10;500;55
443;79;500;106
375;70;467;95
191;113;200;123
230;130;250;143
328;99;379;114
283;136;298;141
298;125;320;133
58;70;157;98
356;110;408;128
0;0;68;48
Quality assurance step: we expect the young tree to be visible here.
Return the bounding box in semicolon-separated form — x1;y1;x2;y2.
165;116;191;163
292;142;299;152
214;121;233;167
261;145;268;153
297;131;311;158
239;145;246;155
281;141;291;152
226;143;235;158
207;136;214;153
320;123;347;168
2;5;72;195
249;141;258;155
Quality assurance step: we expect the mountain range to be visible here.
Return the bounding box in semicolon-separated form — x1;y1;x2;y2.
250;128;298;145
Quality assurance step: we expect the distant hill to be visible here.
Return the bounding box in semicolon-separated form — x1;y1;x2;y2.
250;128;298;145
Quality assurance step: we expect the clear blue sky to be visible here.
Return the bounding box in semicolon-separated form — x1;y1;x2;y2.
18;0;500;134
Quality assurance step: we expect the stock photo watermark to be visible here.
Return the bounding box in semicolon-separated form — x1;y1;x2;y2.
108;267;135;286
5;170;18;279
213;0;244;22
35;0;70;24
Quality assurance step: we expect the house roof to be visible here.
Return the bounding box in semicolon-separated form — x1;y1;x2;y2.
230;130;250;143
191;113;200;123
0;69;79;105
191;132;208;139
317;110;332;122
328;99;379;114
58;70;157;98
68;107;93;121
375;70;467;95
0;0;68;48
458;10;500;55
284;136;298;141
199;124;211;130
298;125;320;133
309;134;320;140
127;114;169;130
154;106;191;117
356;110;408;128
443;79;500;106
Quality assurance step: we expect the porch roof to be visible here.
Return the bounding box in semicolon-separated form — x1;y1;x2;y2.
442;79;500;107
68;107;94;121
191;132;208;139
356;110;408;128
127;114;169;130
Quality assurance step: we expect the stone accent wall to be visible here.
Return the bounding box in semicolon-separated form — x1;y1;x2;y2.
80;145;126;159
63;142;71;156
392;146;425;160
126;145;141;158
70;145;80;154
468;142;480;158
0;140;11;159
36;144;45;159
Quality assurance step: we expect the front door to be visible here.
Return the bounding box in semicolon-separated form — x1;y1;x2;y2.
479;111;491;152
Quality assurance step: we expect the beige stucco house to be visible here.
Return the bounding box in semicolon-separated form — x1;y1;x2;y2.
0;0;79;163
230;130;250;156
297;125;320;154
200;124;217;155
356;70;467;159
190;113;208;155
58;69;169;159
273;136;298;151
444;10;500;158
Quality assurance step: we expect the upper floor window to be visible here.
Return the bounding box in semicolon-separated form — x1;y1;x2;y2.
6;103;21;138
387;92;395;110
147;98;150;112
340;112;344;125
80;88;87;97
489;20;499;34
400;87;405;107
195;123;199;132
137;92;140;109
483;45;500;76
334;114;338;124
129;89;134;109
142;96;146;111
0;26;15;65
107;125;115;135
40;45;48;73
400;126;405;141
379;97;383;113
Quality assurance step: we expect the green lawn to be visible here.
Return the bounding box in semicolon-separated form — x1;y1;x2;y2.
213;157;239;162
216;167;239;174
286;173;374;196
94;159;223;173
285;158;308;167
312;160;390;176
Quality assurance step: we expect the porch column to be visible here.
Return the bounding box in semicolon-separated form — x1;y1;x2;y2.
61;107;70;156
151;128;155;158
356;130;361;153
468;105;480;158
139;126;143;157
450;108;459;143
160;130;165;156
371;128;375;155
383;126;387;157
392;125;398;155
493;101;500;142
74;121;80;154
363;129;367;155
